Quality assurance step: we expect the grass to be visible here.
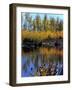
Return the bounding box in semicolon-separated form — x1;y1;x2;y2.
22;29;63;41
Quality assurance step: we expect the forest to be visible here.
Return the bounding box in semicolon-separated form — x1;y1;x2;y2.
21;13;63;49
22;13;63;31
22;13;63;41
21;13;63;77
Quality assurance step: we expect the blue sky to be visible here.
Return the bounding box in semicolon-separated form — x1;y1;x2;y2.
21;12;63;29
29;13;63;20
21;12;64;21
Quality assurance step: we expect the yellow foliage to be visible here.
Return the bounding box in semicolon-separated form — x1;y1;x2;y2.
22;29;63;41
22;48;63;57
39;47;63;56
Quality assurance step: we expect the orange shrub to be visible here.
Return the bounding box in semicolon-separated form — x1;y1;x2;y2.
22;29;63;41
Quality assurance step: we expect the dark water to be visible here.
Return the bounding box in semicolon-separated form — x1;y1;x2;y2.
21;47;63;77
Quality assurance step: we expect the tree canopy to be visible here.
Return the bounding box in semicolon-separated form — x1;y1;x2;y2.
22;13;63;31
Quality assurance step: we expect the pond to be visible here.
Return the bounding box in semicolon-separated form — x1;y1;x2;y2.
21;47;63;77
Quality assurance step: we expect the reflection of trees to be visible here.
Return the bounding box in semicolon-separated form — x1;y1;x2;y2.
22;50;63;75
22;44;63;77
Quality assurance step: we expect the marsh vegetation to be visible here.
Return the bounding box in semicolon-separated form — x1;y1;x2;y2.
21;13;63;77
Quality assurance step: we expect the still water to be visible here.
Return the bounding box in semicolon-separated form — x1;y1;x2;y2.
21;47;63;77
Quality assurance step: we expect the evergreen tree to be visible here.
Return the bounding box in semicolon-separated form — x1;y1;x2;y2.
43;14;48;31
35;15;41;31
28;16;33;31
50;17;55;31
59;20;63;31
33;19;37;31
56;17;60;31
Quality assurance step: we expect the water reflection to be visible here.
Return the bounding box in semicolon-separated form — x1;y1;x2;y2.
21;47;63;77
